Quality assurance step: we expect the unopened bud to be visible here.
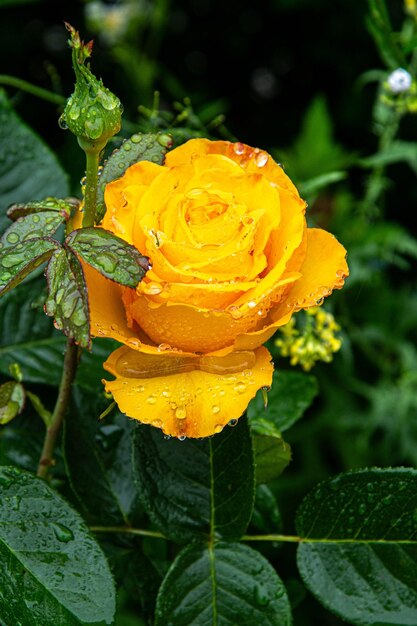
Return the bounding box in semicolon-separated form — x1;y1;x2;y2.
59;23;123;152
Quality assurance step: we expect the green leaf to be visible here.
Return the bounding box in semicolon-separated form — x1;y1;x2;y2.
66;227;150;288
296;468;417;625
250;418;292;484
0;237;59;296
0;276;66;384
0;278;116;388
96;132;171;223
298;171;347;197
358;140;417;173
64;387;143;525
155;541;292;626
7;197;76;221
0;90;69;234
133;417;254;541
247;370;318;432
0;465;116;625
45;248;90;349
250;484;282;534
0;380;25;424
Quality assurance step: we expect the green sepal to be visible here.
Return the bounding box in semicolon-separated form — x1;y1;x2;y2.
7;197;78;221
0;381;25;425
250;417;291;483
45;248;90;349
66;227;150;287
0;237;60;296
95;132;172;223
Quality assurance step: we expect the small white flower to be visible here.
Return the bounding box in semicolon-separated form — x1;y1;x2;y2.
387;68;412;94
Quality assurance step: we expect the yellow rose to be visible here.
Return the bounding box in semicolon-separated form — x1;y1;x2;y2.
85;138;348;438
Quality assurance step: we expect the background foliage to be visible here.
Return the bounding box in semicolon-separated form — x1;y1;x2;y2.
1;0;417;625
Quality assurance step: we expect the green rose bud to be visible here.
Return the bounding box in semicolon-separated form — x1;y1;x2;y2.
59;23;123;152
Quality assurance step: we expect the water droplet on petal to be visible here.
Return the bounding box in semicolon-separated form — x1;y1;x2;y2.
214;424;223;434
212;405;220;414
178;434;187;441
228;418;238;427
234;142;245;155
146;395;157;405
254;151;268;167
234;383;246;394
175;406;187;420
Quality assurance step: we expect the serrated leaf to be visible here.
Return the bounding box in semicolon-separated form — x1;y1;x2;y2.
0;237;59;296
155;542;292;626
250;418;292;484
7;197;76;221
1;211;66;243
66;227;150;288
0;465;116;626
64;387;143;525
133;417;254;542
45;248;90;349
248;370;318;432
296;468;417;626
96;132;171;222
0;381;25;425
0;90;69;234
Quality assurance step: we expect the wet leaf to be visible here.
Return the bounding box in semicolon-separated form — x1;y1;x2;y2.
0;466;116;626
64;387;143;526
0;237;59;296
0;90;69;234
250;418;292;484
296;468;417;625
247;370;318;432
7;197;77;221
96;132;171;223
133;417;254;542
45;248;90;349
66;227;150;288
155;542;292;626
0;381;25;425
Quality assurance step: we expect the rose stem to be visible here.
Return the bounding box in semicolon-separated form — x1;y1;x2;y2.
81;143;102;228
36;339;79;479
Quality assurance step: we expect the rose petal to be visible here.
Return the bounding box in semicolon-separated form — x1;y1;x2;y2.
103;345;273;438
273;227;349;315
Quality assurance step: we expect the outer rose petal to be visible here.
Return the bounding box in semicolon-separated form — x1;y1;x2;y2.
103;345;273;438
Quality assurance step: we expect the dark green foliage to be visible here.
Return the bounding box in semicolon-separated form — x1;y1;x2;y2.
133;418;254;541
296;469;417;625
155;542;292;626
0;466;116;626
0;91;69;233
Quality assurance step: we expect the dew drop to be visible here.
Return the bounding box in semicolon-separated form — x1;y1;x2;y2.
52;522;74;543
175;407;187;420
131;134;142;144
6;232;19;244
58;115;68;130
147;395;157;405
234;383;246;394
151;419;162;428
228;418;238;427
214;424;223;434
137;385;145;393
234;142;245;155
212;405;220;414
254;151;268;167
178;434;187;441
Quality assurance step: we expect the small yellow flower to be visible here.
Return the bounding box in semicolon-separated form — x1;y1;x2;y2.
275;306;343;371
